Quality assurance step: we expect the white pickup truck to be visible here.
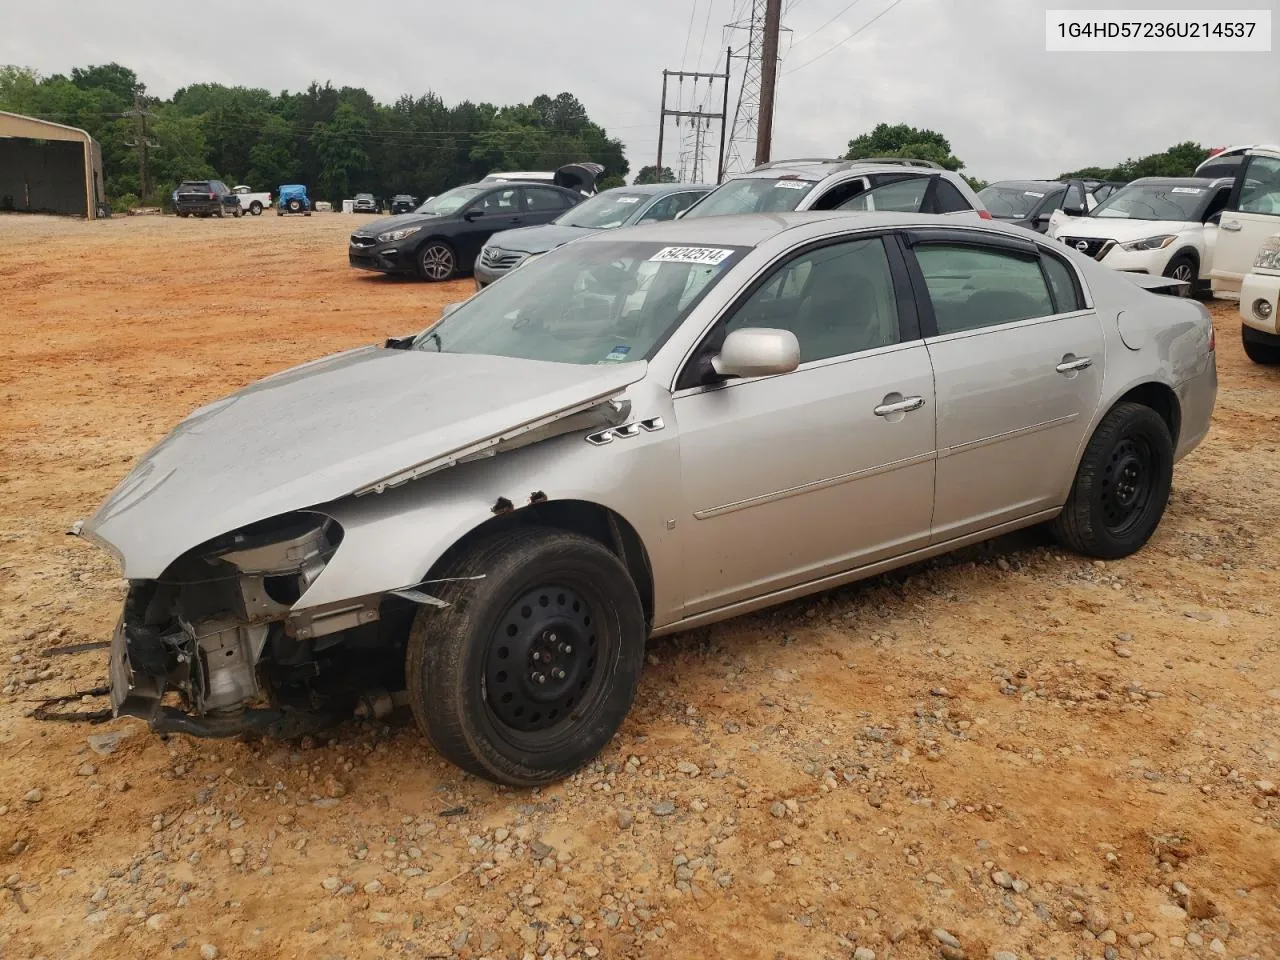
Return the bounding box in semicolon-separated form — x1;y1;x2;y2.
232;185;272;216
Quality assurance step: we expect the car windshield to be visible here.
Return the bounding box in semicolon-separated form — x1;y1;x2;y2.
979;184;1053;218
356;194;373;200
415;185;484;216
683;177;816;217
179;181;210;190
557;192;650;229
413;240;748;365
1091;183;1208;221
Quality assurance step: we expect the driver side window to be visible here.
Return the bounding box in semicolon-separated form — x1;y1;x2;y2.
725;237;901;365
1238;156;1280;215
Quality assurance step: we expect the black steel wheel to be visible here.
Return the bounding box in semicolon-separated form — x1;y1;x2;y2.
1050;401;1173;559
416;241;457;282
405;528;645;786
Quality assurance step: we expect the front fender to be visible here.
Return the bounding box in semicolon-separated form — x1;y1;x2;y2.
295;397;684;624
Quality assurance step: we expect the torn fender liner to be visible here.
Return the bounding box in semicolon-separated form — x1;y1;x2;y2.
79;349;646;579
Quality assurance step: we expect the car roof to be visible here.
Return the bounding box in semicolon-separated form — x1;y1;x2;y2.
572;210;1033;249
602;183;713;196
1126;176;1234;188
726;161;950;183
985;179;1068;190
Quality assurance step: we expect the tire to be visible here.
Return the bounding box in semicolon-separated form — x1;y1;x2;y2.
249;201;263;216
1050;402;1174;560
1242;325;1280;364
405;528;646;786
233;207;243;218
215;207;225;218
287;198;303;213
1162;253;1197;288
416;240;457;281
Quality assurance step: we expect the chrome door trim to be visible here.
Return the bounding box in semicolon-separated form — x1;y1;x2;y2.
936;414;1079;458
922;309;1095;346
693;450;937;520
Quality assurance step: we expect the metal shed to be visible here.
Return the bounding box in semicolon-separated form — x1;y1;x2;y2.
0;110;106;219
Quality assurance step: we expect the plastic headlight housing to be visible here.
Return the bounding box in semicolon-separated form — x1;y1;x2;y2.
1254;236;1280;271
377;225;422;243
1120;235;1177;252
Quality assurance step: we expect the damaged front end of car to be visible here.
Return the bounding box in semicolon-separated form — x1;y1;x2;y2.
105;511;419;738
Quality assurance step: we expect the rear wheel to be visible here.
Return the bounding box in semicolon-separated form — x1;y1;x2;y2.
416;240;457;281
249;201;263;216
214;208;224;218
1050;402;1174;559
405;529;645;786
1242;325;1280;365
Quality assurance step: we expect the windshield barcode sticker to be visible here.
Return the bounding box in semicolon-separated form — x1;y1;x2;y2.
649;246;735;265
1170;186;1203;194
616;197;640;204
1024;191;1046;198
773;180;810;190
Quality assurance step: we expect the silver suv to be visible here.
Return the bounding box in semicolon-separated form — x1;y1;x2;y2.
682;157;989;220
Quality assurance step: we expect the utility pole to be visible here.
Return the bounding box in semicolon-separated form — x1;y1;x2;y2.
124;93;157;199
654;58;732;183
755;0;783;166
724;2;788;174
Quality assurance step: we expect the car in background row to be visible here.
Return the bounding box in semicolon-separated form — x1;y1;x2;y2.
980;180;1090;232
83;210;1216;786
173;180;242;218
232;185;272;216
1208;146;1280;301
1241;230;1280;364
482;162;605;197
1047;177;1233;293
679;158;989;221
277;184;313;216
1194;144;1280;180
348;180;584;281
354;193;380;214
390;195;417;215
473;182;712;288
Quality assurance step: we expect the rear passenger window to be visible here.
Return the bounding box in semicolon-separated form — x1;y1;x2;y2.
839;176;928;213
931;179;971;214
915;244;1055;335
1041;254;1083;312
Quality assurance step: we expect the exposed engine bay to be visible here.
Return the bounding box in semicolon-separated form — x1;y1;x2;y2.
109;512;417;737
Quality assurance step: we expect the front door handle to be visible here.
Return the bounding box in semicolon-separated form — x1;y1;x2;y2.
874;396;926;417
1221;220;1243;232
1056;356;1093;373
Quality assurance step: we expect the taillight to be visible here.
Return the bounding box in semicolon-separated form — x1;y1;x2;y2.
977;209;993;220
209;192;216;199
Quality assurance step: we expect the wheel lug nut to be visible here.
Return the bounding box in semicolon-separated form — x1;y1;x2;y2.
553;668;566;680
548;632;557;643
531;651;541;662
533;672;546;684
560;643;572;654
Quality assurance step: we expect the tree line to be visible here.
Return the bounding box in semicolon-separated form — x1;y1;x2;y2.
0;63;630;210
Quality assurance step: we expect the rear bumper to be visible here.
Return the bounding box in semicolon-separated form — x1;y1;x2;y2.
1240;271;1280;336
174;201;224;215
1174;362;1217;463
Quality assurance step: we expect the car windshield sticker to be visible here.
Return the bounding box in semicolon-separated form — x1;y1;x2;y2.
648;246;735;265
773;180;810;190
615;197;641;204
1170;187;1203;194
1023;191;1045;198
604;345;632;362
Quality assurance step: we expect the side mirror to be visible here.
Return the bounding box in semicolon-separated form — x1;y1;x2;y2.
463;209;485;221
1033;212;1051;225
711;328;800;379
1063;205;1086;218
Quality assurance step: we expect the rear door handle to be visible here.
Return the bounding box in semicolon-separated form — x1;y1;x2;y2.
1056;356;1093;373
1221;220;1243;232
874;396;926;417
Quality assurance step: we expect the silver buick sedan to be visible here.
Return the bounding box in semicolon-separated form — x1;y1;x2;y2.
77;211;1217;785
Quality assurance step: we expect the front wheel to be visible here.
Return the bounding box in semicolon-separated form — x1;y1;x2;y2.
249;201;263;216
416;240;457;281
1050;402;1174;559
1242;325;1280;365
405;529;646;786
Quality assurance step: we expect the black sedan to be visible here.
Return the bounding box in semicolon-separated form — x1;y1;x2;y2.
348;181;584;281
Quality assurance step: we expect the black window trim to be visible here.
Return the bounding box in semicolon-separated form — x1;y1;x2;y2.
901;229;1089;338
673;229;921;391
1227;152;1280;216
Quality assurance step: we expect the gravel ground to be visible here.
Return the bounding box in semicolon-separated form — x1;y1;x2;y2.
0;212;1277;960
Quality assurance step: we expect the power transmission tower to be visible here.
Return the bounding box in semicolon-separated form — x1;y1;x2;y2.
654;53;731;184
124;93;157;199
725;0;787;173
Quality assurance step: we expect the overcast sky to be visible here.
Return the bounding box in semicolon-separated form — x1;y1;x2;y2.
2;0;1276;182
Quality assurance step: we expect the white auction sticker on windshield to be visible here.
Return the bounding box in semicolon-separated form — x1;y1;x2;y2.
1023;191;1046;198
616;196;640;204
773;180;810;190
1170;186;1203;194
649;246;735;265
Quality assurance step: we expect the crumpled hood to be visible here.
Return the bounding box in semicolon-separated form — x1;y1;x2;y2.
486;224;594;255
82;348;645;578
1050;216;1196;242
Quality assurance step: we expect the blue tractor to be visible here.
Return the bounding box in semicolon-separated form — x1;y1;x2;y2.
276;184;313;216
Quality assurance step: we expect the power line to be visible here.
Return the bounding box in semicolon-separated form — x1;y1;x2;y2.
681;0;700;69
787;0;869;47
783;0;909;75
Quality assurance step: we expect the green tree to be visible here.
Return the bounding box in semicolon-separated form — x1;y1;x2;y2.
634;165;676;184
1059;142;1211;182
312;102;371;202
845;122;965;171
247;114;300;188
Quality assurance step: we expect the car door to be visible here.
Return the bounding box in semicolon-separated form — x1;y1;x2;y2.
522;186;574;226
454;187;523;268
672;233;937;615
905;230;1104;542
1212;150;1280;297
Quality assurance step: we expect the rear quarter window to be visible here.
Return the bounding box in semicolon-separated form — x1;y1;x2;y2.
1041;253;1085;312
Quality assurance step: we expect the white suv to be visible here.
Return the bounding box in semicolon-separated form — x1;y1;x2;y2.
680;158;989;220
1207;146;1280;302
1240;231;1280;364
